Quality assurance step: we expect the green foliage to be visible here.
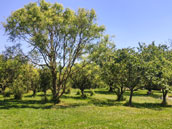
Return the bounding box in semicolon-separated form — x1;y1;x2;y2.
139;42;172;105
12;75;25;100
3;0;105;103
39;67;51;95
71;62;101;96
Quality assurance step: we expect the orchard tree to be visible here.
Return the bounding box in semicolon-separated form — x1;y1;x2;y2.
124;48;143;106
153;50;172;105
0;55;6;92
88;35;116;92
103;49;130;101
139;42;172;105
70;63;101;97
21;64;40;96
3;0;105;103
138;42;166;94
0;44;27;93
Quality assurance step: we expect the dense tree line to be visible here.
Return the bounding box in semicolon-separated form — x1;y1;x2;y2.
0;0;172;106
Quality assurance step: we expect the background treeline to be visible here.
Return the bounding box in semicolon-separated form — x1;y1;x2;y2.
0;37;172;106
1;0;172;106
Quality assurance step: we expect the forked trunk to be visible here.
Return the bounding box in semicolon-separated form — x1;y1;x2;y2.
117;87;125;101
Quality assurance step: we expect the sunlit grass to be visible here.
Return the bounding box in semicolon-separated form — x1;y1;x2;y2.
0;89;172;129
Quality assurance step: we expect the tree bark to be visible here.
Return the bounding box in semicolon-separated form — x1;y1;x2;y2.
51;68;58;103
147;89;152;95
109;86;113;92
162;89;168;106
81;89;84;96
129;89;133;106
117;94;123;101
117;87;124;101
32;89;36;97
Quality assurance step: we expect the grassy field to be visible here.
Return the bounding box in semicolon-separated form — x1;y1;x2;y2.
0;89;172;129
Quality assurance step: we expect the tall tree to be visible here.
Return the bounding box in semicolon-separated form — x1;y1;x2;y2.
3;0;105;103
124;48;143;106
88;35;116;92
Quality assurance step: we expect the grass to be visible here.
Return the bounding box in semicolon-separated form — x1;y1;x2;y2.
0;89;172;129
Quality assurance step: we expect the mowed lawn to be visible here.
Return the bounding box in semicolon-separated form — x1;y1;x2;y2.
0;89;172;129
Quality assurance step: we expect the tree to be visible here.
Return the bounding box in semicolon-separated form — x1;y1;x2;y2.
102;49;130;101
70;63;101;97
39;67;51;100
138;42;164;94
88;35;116;92
139;42;172;105
0;44;27;93
21;64;40;96
123;49;143;106
3;0;105;103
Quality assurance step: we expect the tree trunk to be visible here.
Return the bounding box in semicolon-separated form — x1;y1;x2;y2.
109;86;113;92
129;89;133;106
32;89;36;97
117;94;122;101
162;89;168;106
147;89;152;95
43;90;47;101
51;68;58;103
81;89;84;96
117;88;124;101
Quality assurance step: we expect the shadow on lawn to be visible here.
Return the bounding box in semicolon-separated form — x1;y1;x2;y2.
94;90;114;95
124;102;172;110
124;91;161;99
88;98;123;107
0;96;91;110
0;99;53;109
0;92;170;110
25;94;52;98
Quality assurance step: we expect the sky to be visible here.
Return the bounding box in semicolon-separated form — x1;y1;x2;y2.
1;0;172;52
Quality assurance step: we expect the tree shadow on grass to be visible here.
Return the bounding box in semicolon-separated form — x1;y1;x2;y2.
25;94;51;98
124;91;161;99
61;95;88;100
94;90;114;95
88;98;123;107
123;102;172;110
0;99;53;109
0;97;90;110
0;93;170;110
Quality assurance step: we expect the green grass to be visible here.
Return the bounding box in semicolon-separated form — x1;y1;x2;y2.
0;89;172;129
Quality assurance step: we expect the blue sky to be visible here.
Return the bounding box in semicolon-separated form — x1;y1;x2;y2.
1;0;172;52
